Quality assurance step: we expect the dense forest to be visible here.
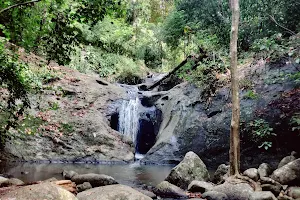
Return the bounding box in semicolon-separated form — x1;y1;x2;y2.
0;0;300;199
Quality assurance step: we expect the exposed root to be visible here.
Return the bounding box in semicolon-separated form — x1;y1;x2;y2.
227;174;262;191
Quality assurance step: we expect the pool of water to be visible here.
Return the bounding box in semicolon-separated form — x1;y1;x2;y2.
0;162;174;187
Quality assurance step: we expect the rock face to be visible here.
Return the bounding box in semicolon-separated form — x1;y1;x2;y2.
287;186;300;199
3;65;134;162
165;151;209;189
188;180;214;193
77;184;152;200
154;181;188;199
243;168;259;181
142;62;299;167
71;173;118;187
271;158;300;185
0;182;77;200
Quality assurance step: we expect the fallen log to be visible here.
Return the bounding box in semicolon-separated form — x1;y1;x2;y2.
146;48;208;90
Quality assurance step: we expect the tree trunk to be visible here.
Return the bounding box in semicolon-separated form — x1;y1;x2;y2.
229;0;240;176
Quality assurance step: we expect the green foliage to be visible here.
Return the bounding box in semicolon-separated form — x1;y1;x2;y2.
290;114;300;132
243;90;259;100
248;119;276;150
60;123;74;134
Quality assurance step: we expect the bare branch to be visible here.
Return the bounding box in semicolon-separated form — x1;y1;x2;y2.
268;15;296;35
0;0;41;14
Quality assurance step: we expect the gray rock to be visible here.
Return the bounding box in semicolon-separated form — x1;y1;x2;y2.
76;182;92;193
278;152;297;169
258;163;272;178
77;184;152;200
154;181;188;199
213;164;229;184
0;178;24;187
249;191;277;200
0;176;8;185
287;186;300;199
71;173;118;187
134;188;157;199
271;158;300;185
188;180;214;193
261;184;282;196
165;151;209;189
243;168;259;181
212;179;254;200
62;170;78;180
202;191;228;200
0;182;77;200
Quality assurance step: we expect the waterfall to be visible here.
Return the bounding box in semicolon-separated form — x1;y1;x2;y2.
118;97;140;146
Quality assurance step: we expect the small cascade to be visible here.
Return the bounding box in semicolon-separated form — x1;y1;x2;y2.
118;97;140;146
113;85;162;159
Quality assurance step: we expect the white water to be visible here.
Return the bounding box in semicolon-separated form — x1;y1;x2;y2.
118;97;140;147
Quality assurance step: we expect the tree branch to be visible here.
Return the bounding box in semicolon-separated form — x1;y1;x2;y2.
0;0;41;14
268;14;296;35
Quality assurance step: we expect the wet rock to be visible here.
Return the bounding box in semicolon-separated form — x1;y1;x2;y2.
154;181;188;199
76;182;92;193
212;179;254;200
202;191;228;200
0;182;77;200
271;158;300;185
258;163;272;178
278;152;297;169
71;173;118;187
213;164;229;184
77;184;152;200
21;171;29;175
249;191;277;200
287;186;300;199
62;170;78;180
188;180;214;193
0;178;24;187
165;151;209;189
261;184;282;196
243;168;259;181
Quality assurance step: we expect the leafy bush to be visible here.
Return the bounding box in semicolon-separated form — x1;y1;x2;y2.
243;90;259;100
248;119;276;150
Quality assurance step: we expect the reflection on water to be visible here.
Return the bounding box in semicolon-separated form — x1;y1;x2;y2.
0;162;174;186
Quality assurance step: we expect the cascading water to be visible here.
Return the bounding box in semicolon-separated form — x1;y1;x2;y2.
118;97;140;147
116;85;162;160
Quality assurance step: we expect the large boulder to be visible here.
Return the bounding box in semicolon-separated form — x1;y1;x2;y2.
243;168;259;181
71;173;118;187
213;164;229;183
77;184;152;200
0;182;77;200
154;181;188;199
258;163;272;178
0;176;8;185
188;180;214;193
249;191;277;200
271;158;300;185
165;151;209;189
62;170;78;180
278;152;297;169
212;179;254;200
0;178;24;187
202;191;228;200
